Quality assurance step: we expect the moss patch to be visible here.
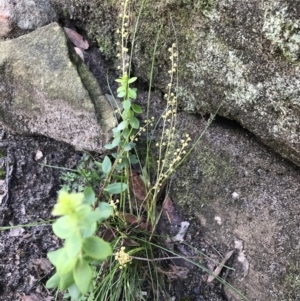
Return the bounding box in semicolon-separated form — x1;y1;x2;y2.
171;143;235;213
0;168;6;180
283;262;300;300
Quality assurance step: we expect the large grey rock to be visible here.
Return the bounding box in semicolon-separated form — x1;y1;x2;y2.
0;22;116;152
50;0;300;166
170;113;300;300
0;0;57;38
133;1;300;167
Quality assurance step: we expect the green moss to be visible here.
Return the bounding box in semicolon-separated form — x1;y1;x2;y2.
182;0;214;10
62;7;69;17
197;145;230;177
283;262;300;300
0;150;6;158
0;149;6;180
0;168;5;180
96;36;116;59
173;144;235;212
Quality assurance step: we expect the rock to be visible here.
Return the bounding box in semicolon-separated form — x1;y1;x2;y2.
50;0;300;166
170;113;300;300
0;0;57;38
0;22;116;152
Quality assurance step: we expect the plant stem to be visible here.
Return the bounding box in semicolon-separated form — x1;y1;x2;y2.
130;255;201;262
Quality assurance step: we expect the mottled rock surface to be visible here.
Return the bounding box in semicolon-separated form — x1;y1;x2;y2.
50;0;300;166
0;22;116;152
170;114;300;301
0;0;57;38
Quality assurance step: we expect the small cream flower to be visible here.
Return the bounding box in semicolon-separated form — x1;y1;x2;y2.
115;247;132;269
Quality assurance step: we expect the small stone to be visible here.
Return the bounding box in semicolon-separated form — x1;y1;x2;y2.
214;216;222;225
35;150;43;161
9;227;24;237
232;192;239;200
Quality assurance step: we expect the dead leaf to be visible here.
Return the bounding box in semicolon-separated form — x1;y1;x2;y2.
74;47;84;61
207;250;234;282
139;221;152;231
122;238;140;247
18;294;35;301
162;196;183;225
31;258;52;274
120;212;141;225
102;228;116;242
119;213;152;231
17;292;53;301
129;170;147;206
63;27;89;49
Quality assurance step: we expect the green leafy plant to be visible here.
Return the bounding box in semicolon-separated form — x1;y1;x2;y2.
46;189;113;298
44;0;248;300
104;74;141;152
0;0;251;300
59;153;103;192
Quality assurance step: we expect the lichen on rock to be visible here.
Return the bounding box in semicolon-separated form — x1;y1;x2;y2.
52;0;300;167
263;2;300;61
0;0;57;38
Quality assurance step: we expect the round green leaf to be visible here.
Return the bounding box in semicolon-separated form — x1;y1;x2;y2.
83;236;112;260
46;272;60;289
68;283;81;300
124;142;136;151
73;259;92;294
94;161;102;169
97;202;113;222
104;182;128;194
80;222;97;238
117;85;126;92
129;154;139;164
86;209;103;223
128;76;137;83
47;248;64;266
60;271;75;291
111;135;121;147
104;143;114;150
75;204;92;219
128;87;137;99
117;91;126;98
102;156;112;175
56;249;78;275
65;234;82;258
131;104;143;114
52;216;77;239
84;186;96;205
122;128;131;139
129;116;140;129
112;127;120;134
122;109;134;120
122;99;131;110
117;120;128;131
